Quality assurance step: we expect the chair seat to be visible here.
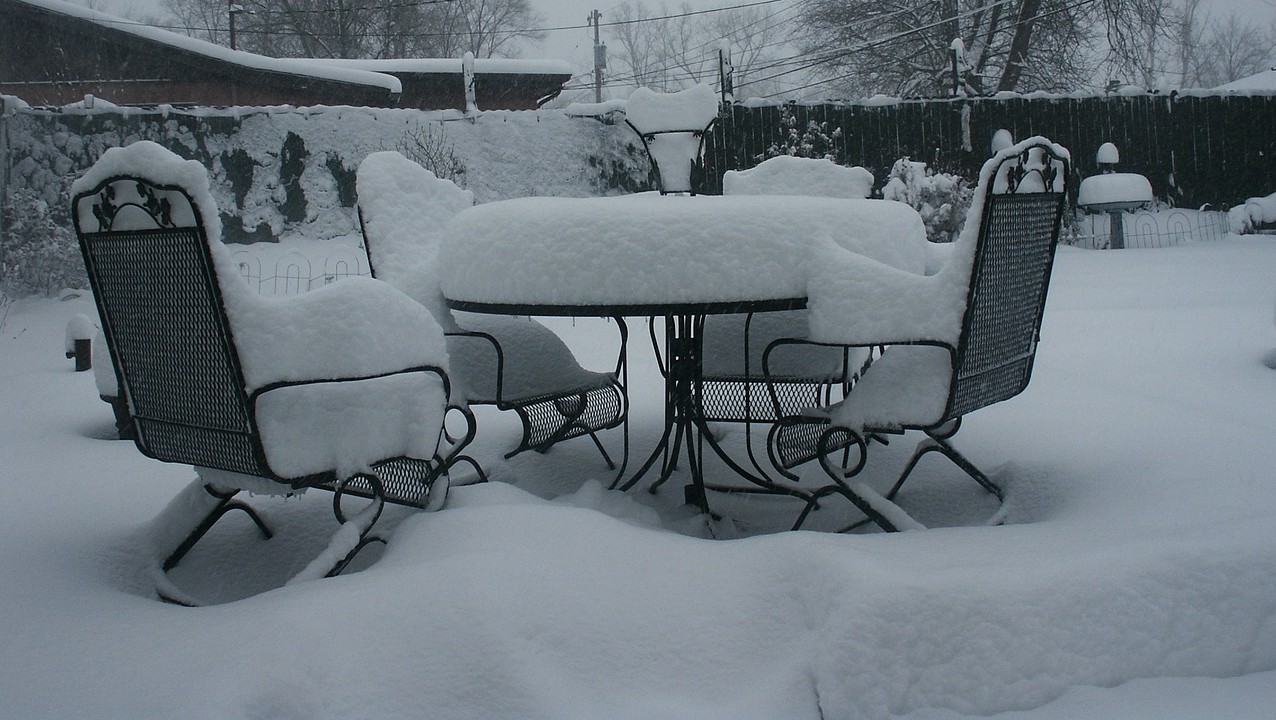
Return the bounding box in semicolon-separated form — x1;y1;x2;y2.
448;313;614;405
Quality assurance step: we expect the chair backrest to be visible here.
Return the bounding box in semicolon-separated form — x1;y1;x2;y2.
946;141;1069;419
356;151;471;330
624;84;720;194
73;176;271;477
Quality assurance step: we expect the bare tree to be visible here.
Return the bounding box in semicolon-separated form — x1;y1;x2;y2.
794;0;1098;98
605;1;794;96
160;0;541;59
441;0;545;58
1189;13;1276;87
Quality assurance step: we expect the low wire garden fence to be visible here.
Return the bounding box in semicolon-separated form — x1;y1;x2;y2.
1067;208;1229;250
228;245;370;295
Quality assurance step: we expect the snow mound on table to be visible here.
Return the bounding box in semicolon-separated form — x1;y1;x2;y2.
724;156;874;199
441;194;928;307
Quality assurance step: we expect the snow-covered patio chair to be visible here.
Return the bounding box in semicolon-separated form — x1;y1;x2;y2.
356;151;628;470
72;141;481;605
625;84;719;194
701;157;878;465
771;138;1070;532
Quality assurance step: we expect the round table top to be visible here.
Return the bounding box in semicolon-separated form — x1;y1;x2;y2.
447;295;806;317
439;194;930;312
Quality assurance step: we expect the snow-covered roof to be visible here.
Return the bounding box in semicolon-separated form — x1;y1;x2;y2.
319;58;573;77
1214;68;1276;92
12;0;402;93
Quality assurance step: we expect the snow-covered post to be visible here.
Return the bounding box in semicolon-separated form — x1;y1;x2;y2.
65;314;97;372
1096;142;1120;173
462;52;478;118
949;39;966;98
991;129;1014;155
718;49;734;105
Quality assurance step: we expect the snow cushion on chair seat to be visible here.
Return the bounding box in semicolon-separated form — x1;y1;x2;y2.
448;313;612;403
215;273;450;479
822;344;952;432
218;274;449;393
255;372;447;479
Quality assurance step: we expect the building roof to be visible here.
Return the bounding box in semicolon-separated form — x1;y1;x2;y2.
1214;68;1276;92
0;0;572;109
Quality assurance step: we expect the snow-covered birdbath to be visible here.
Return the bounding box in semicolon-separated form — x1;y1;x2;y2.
1077;142;1153;249
624;84;719;194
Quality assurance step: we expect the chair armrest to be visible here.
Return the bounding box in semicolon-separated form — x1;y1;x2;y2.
444;329;505;403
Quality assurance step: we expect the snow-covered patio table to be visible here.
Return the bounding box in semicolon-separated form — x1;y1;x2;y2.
439;192;930;518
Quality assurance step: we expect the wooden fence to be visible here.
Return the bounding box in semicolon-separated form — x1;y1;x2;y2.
701;93;1276;209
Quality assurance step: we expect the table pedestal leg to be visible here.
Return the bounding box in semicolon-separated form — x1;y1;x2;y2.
613;312;820;520
1107;210;1125;250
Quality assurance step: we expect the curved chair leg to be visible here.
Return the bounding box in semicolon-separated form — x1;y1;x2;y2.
162;483;273;572
154;477;277;606
887;431;1005;503
441;403;487;486
289;473;388;584
815;428;924;532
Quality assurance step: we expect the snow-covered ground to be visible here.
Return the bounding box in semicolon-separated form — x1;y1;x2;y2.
2;235;1275;719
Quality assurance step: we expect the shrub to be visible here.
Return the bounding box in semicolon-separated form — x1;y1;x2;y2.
882;158;973;243
397;122;468;187
1;187;87;297
761;103;842;162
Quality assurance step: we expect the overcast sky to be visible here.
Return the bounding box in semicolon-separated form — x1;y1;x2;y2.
81;0;1276;96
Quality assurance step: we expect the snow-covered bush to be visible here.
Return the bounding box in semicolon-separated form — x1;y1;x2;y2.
1227;191;1276;234
881;158;973;243
0;187;86;297
761;103;843;161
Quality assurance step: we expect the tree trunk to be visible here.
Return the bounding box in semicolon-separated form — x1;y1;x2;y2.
997;0;1042;92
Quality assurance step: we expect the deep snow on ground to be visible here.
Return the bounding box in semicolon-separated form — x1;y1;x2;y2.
1;237;1275;719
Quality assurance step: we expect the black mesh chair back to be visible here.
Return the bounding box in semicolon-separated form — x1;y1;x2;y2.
74;177;269;477
947;144;1069;421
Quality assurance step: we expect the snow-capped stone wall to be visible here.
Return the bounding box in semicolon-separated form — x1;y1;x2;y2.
2;101;653;246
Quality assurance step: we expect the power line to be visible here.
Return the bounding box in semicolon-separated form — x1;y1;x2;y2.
760;0;1101;100
738;0;1020;94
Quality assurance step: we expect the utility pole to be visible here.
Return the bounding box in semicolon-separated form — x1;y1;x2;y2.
228;0;243;50
589;9;605;103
